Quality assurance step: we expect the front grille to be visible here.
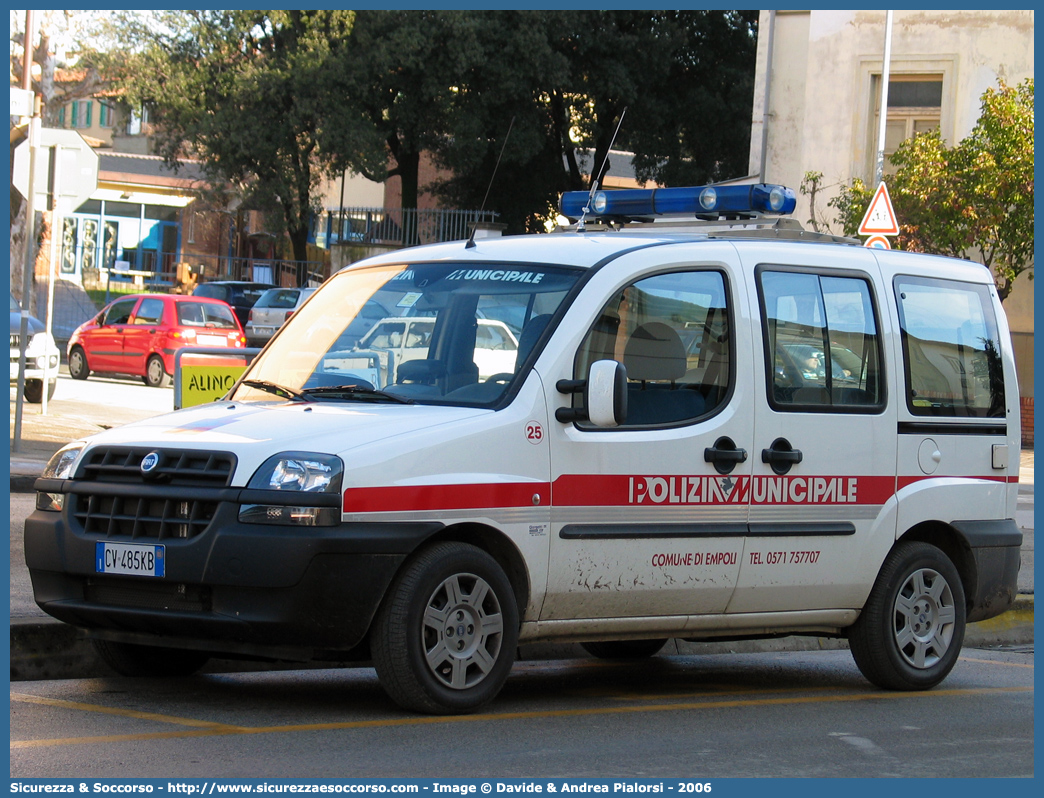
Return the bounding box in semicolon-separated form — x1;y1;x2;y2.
72;494;220;539
10;334;20;350
84;578;211;612
79;446;235;486
71;446;236;540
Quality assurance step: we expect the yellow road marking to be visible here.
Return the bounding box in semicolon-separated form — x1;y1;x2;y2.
11;686;1031;749
606;683;848;701
10;693;248;731
959;655;1034;669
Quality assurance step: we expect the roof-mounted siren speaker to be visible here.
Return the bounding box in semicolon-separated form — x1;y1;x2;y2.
560;183;797;221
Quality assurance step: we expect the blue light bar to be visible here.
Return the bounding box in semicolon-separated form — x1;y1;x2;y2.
559;184;797;220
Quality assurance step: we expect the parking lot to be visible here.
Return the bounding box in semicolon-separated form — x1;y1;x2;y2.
10;648;1035;778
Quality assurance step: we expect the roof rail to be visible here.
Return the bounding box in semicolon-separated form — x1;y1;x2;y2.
555;215;861;246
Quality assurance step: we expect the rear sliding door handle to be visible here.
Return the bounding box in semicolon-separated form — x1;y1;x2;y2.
762;437;803;475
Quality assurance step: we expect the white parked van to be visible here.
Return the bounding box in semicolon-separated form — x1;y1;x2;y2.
26;184;1022;714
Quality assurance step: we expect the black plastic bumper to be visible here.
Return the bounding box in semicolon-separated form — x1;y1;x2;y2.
24;501;443;659
951;519;1023;623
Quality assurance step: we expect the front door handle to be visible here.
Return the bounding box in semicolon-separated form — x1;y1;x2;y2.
762;437;803;475
704;436;748;474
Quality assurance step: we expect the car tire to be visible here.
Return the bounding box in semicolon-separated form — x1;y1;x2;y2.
92;639;210;678
143;354;171;388
580;639;669;659
68;346;90;380
371;541;519;714
848;541;966;691
23;378;56;404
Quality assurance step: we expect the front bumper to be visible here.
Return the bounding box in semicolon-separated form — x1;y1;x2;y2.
25;493;443;660
10;350;60;384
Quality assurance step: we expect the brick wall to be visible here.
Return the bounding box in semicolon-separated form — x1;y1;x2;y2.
1020;396;1034;447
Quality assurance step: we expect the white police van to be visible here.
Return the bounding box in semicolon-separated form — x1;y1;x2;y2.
27;184;1022;714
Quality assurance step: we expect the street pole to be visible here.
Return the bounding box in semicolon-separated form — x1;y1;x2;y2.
42;146;65;416
13;10;39;453
873;10;894;188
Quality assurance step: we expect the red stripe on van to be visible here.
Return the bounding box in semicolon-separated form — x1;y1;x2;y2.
343;482;551;513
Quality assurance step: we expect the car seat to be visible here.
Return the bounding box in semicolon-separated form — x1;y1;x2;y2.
623;322;704;425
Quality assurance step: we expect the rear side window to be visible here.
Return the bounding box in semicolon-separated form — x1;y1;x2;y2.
134;297;165;325
177;302;239;329
895;276;1004;418
572;269;731;427
758;269;884;411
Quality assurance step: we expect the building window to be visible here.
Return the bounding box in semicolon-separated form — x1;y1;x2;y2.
98;102;115;128
127;106;149;136
68;100;93;129
868;75;943;178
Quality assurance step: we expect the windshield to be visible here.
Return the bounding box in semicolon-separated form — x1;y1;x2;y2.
232;261;580;406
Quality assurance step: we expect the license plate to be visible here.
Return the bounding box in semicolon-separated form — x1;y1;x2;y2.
197;334;226;346
96;542;165;577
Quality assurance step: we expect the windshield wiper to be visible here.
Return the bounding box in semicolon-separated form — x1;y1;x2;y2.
240;379;307;401
302;385;414;404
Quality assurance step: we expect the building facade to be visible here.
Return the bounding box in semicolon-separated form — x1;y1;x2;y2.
747;9;1034;443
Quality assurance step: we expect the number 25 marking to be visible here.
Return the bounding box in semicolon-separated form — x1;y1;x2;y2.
526;422;543;443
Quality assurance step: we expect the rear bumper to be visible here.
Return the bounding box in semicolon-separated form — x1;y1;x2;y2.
951;519;1023;623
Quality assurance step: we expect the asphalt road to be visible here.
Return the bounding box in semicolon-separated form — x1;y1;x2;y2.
9;648;1034;778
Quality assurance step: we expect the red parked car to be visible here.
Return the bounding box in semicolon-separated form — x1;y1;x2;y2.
67;293;246;388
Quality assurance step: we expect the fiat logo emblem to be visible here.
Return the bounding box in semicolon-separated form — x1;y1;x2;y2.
140;452;161;475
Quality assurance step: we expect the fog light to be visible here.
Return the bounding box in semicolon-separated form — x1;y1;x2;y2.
36;492;64;511
238;504;339;527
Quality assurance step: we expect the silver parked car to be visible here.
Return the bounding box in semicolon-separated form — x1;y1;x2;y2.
244;287;316;347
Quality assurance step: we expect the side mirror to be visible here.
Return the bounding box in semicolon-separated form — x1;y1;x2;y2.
555;359;627;427
586;360;627;427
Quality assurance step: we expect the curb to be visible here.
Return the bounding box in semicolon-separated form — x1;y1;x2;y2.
10;594;1034;682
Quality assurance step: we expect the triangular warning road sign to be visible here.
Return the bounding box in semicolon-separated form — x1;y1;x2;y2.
858;182;899;236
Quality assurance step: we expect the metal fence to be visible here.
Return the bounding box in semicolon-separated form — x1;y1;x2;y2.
179;255;327;288
318;207;500;248
75;253;328;293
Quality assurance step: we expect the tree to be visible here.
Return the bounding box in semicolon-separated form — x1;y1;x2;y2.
831;79;1033;302
422;11;572;233
429;11;759;233
324;10;488;225
9;11;113;127
102;10;366;267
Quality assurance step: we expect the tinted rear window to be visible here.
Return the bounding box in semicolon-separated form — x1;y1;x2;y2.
255;289;301;309
232;287;269;306
194;285;228;301
177;302;238;329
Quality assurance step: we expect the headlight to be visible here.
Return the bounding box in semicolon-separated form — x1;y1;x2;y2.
36;442;85;511
27;331;55;357
248;453;343;493
241;452;343;527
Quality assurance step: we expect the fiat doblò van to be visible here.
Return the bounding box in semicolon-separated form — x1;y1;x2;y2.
26;184;1022;714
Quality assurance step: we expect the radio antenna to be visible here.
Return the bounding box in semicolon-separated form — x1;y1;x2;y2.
577;106;627;233
466;115;515;249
